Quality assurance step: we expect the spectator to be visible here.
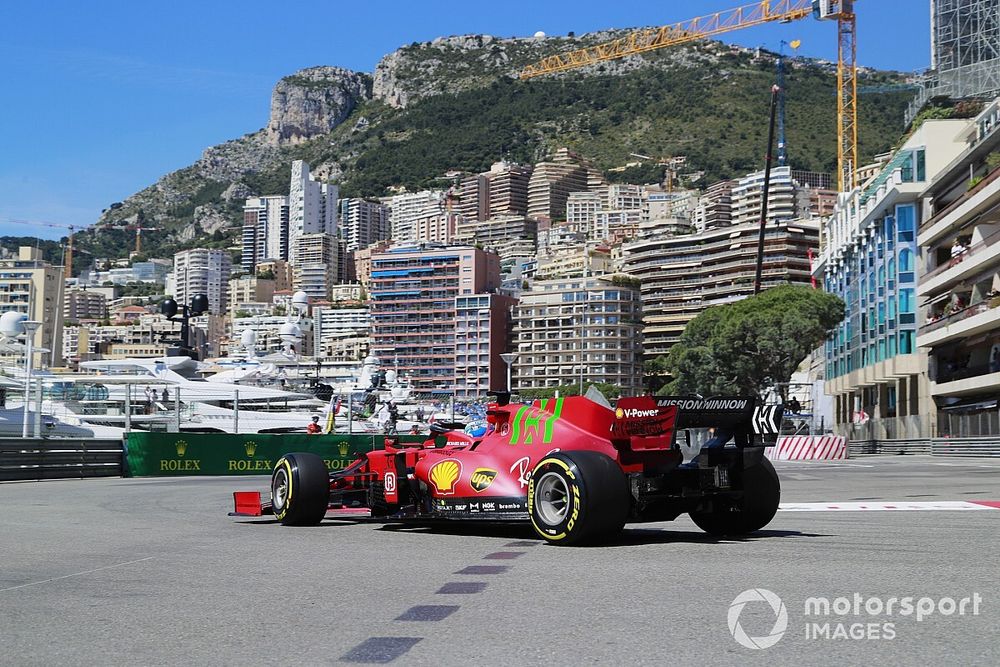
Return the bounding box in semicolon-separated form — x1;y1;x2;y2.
306;415;322;435
144;385;155;414
951;239;967;258
161;387;169;402
787;396;802;414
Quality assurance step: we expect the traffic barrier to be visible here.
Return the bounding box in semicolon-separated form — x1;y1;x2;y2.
930;437;1000;457
766;435;847;461
848;439;931;456
0;438;124;481
125;432;428;476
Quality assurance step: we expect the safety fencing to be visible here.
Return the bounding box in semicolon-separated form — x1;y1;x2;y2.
930;437;1000;458
0;438;124;481
766;435;847;461
848;439;932;456
124;432;425;476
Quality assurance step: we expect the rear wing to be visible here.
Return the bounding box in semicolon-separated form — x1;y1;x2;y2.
654;396;783;445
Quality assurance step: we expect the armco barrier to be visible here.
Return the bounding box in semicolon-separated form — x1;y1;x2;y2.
0;438;124;481
849;439;932;456
125;432;427;476
930;437;1000;457
766;435;847;461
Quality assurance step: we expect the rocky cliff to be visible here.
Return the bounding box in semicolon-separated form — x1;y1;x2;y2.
77;31;911;265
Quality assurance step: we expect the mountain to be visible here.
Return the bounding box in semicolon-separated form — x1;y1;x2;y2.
71;32;914;266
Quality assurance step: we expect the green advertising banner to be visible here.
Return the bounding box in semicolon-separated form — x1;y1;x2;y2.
125;432;428;477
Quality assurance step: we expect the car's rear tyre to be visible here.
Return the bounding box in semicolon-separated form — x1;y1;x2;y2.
271;453;329;526
528;451;630;546
690;458;780;536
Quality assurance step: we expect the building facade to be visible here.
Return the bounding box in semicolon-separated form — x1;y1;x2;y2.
173;248;231;315
288;160;338;263
241;195;289;272
625;219;818;359
389;191;443;243
368;245;506;398
64;288;107;321
292;233;340;301
0;246;64;367
513;276;644;395
339;198;391;252
916;99;1000;436
816;118;972;438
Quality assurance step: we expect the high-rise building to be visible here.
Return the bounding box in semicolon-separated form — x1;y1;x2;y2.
513;276;644;395
457;173;491;222
916;99;1000;438
241;195;289;272
624;219;818;359
730;166;802;227
816;117;972;440
369;245;507;398
456;162;533;224
173;248;231;315
691;179;736;231
339;198;391;252
389;191;443;242
289;160;338;263
527;148;605;221
64;288;107;321
566;191;602;236
0;246;64;368
292;233;340;301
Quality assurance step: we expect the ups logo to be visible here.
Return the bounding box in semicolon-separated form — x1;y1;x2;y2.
470;468;498;492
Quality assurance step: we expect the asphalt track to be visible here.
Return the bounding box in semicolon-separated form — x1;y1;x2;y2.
2;455;999;665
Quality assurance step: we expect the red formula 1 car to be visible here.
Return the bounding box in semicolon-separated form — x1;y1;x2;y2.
231;394;783;545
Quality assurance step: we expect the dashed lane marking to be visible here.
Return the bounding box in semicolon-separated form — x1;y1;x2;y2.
340;637;421;664
778;500;1000;512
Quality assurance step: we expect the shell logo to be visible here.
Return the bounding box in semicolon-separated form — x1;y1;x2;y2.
615;407;625;419
429;459;463;495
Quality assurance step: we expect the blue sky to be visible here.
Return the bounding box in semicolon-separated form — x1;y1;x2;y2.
1;1;930;241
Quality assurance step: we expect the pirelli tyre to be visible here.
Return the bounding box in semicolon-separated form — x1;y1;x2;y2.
527;451;630;546
271;453;329;526
689;458;781;536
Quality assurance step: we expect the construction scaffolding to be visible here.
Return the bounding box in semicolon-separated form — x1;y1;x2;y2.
907;0;1000;124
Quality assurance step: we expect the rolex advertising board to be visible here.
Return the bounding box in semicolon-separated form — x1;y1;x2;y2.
124;433;427;476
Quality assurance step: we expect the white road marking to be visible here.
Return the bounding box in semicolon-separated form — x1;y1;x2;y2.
778;501;1000;512
0;557;155;593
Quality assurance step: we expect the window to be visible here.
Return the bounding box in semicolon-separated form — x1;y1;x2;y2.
899;288;915;313
916;149;926;181
899;330;915;354
899;249;912;272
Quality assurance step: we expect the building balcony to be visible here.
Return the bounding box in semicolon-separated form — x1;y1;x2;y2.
931;365;1000;398
919;227;1000;297
919;167;1000;247
917;299;1000;348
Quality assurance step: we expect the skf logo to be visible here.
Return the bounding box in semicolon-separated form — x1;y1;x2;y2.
174;440;188;457
470;468;497;492
244;441;257;457
429;459;462;495
338;441;350;456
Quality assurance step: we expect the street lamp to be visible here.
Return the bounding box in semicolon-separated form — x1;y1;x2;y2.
499;353;518;395
159;293;209;359
20;320;41;438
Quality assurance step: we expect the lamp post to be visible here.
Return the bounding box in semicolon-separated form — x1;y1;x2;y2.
159;294;209;359
499;353;518;395
20;321;41;438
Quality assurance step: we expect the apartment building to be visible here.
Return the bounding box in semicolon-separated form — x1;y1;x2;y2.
173;248;231;315
312;306;371;361
339;198;391;252
816;118;971;438
566;191;602;236
730;166;803;227
242;195;289;272
368;245;506;398
454;293;517;398
513;276;644;395
0;246;64;367
229;275;276;317
254;259;293;292
389;191;443;242
292;233;339;301
691;179;736;231
625;219;818;359
527;148;604;220
64;288;107;321
916;99;1000;436
353;241;392;290
289;160;338;263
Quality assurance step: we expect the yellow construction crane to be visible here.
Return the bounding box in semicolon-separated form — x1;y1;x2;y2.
521;0;858;192
4;218;77;274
